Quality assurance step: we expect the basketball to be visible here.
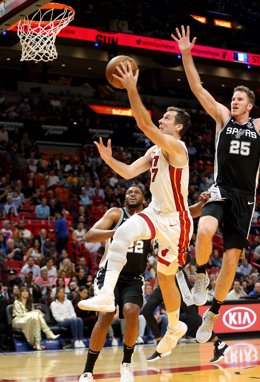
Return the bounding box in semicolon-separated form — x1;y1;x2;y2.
105;55;138;89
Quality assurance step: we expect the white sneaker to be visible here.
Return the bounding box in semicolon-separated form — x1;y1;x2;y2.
120;363;134;382
77;340;86;348
156;321;187;354
79;372;95;382
192;273;209;306
78;293;115;312
111;337;118;346
135;336;144;345
196;309;219;343
74;340;80;348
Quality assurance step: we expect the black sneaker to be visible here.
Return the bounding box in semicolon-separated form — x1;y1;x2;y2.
147;350;171;362
210;342;228;363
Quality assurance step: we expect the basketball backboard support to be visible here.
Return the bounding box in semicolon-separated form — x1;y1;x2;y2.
0;0;49;33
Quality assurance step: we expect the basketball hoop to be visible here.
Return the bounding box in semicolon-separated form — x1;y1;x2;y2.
17;3;75;62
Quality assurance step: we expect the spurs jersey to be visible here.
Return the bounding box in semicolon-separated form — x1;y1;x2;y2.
149;144;190;214
99;207;151;276
215;118;260;193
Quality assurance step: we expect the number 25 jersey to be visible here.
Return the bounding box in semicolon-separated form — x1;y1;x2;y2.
215;118;260;193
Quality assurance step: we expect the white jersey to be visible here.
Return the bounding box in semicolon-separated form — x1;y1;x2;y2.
149;144;190;214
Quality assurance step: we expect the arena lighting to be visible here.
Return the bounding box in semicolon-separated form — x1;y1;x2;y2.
88;104;152;117
190;15;207;24
8;25;260;66
214;19;232;28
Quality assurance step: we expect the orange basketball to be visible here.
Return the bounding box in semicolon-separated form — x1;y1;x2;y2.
105;55;138;89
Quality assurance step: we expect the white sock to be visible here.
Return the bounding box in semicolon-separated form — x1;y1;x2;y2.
167;309;180;331
102;268;120;294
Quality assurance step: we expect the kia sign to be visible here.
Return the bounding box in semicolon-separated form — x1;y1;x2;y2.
223;307;257;331
199;303;260;334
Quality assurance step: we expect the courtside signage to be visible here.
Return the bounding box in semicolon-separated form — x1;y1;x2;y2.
198;303;260;333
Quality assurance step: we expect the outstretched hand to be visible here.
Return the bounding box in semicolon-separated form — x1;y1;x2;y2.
94;137;113;163
171;25;197;54
113;61;139;91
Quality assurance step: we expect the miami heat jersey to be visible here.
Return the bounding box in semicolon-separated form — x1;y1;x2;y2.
215;118;260;193
149;144;190;213
99;207;151;276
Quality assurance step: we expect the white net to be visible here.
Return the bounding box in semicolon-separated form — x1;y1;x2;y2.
17;3;75;62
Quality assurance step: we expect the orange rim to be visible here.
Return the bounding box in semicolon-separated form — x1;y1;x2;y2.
40;2;75;14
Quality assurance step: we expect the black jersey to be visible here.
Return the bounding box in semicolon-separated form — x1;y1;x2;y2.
101;207;151;277
215;117;260;193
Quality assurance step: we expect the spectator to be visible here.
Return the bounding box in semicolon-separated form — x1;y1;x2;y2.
12;286;59;350
1;220;13;239
247;273;260;293
36;229;49;255
41;257;57;285
14;230;29;255
5;238;24;261
59;258;76;279
4;196;18;217
34;269;52;305
14;221;33;241
20;256;41;279
73;286;98;337
76;256;89;275
35;198;50;219
76;267;88;287
72;222;87;246
54;211;69;254
238;258;253;277
8;284;20;304
79;187;92;208
51;276;70;300
0;232;7;266
24;238;43;262
50;286;85;348
208;249;222;269
0;283;9;350
248;282;260;298
6;269;23;297
226;280;248;300
46;170;60;189
253;245;260;266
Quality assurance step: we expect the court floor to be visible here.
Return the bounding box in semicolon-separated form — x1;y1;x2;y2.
0;338;260;382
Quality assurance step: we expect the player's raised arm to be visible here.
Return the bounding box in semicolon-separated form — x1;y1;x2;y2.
171;26;229;128
94;137;151;179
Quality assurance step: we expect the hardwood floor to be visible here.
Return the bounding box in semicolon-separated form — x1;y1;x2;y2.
0;338;260;382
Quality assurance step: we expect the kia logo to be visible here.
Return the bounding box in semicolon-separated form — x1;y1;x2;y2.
223;307;257;330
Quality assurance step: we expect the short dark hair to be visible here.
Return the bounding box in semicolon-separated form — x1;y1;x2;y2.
166;106;191;136
233;86;255;105
126;185;144;196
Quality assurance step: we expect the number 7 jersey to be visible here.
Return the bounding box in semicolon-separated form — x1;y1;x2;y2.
149;143;190;214
214;117;260;193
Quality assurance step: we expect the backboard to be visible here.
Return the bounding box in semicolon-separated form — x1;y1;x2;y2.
0;0;49;33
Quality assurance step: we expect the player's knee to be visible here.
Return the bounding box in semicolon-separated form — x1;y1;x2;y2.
197;224;215;241
123;304;140;323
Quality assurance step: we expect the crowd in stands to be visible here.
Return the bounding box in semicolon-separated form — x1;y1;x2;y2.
0;83;259;352
69;0;259;53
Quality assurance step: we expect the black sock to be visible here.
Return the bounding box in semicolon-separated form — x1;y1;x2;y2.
210;297;223;315
84;349;100;373
196;264;207;273
122;343;135;364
